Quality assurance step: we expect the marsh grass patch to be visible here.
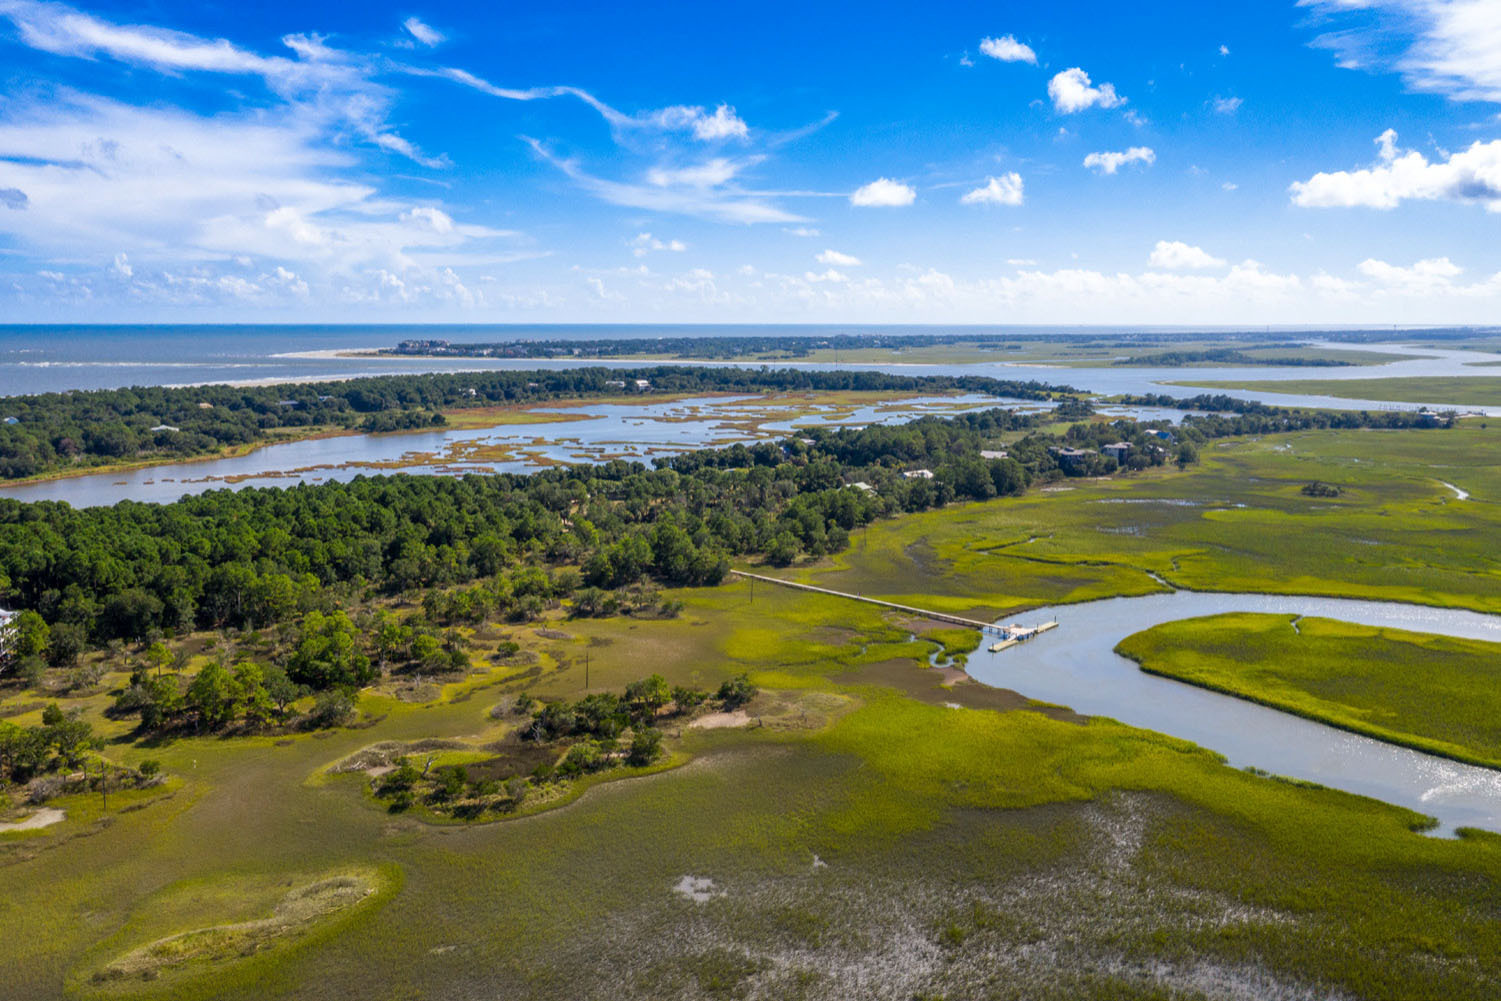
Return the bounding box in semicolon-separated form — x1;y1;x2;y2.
81;866;396;994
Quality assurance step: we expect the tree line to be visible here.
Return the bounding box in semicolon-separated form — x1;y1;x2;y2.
0;399;1451;659
0;366;1076;480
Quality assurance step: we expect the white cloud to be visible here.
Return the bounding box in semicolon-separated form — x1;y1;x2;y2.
1289;129;1501;210
1048;68;1126;113
1300;0;1501;103
1083;147;1156;174
645;158;750;188
1149;240;1227;270
402;17;444;47
783;226;820;237
804;268;848;283
1358;255;1462;290
979;35;1037;64
816;249;861;266
1213;96;1243;114
1219;44;1231;56
960;173;1025;206
0;0;445;168
850;177;916;207
1222;181;1239;191
586;276;622;301
649;104;749;141
631;232;687;257
525;139;802;224
0;90;519;305
401;206;454;233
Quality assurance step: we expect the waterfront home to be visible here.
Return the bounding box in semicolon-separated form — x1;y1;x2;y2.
903;469;935;480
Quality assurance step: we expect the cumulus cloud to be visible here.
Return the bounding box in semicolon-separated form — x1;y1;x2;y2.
648;104;749;141
1149;240;1226;270
816;249;861;266
960;173;1025;206
1083;147;1156;174
110;252;132;278
402;16;444;47
1213;96;1243;114
631;232;687;257
850;177;916;207
979;34;1037;64
1358;256;1462;290
804;268;848;283
1048;68;1126;113
1289;129;1501;210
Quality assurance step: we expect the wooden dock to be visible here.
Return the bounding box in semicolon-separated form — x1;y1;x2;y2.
729;570;1003;633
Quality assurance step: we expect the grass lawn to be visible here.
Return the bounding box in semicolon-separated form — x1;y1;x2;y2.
1116;613;1501;769
1175;375;1501;406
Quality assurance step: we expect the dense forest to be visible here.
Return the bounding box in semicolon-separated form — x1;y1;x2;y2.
0;397;1452;661
0;366;1075;480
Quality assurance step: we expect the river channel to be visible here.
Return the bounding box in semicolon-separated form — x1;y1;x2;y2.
966;589;1501;835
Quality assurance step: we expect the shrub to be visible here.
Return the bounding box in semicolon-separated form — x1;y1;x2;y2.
716;674;757;711
1301;481;1343;498
627;728;663;767
305;689;355;729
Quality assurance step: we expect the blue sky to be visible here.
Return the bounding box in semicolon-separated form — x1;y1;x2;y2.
1;0;1500;324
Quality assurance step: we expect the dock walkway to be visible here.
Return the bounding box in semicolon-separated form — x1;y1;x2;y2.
729;570;1002;633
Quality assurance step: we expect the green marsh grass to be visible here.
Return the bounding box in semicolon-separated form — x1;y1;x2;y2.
1117;612;1501;769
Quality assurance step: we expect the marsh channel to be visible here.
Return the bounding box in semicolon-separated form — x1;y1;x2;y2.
969;589;1501;835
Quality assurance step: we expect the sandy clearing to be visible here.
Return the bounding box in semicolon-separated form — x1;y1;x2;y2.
0;808;64;832
688;711;752;730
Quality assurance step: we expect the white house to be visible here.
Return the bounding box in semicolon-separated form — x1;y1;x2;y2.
903;469;935;480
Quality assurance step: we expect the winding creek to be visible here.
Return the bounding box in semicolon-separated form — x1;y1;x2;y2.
966;590;1501;835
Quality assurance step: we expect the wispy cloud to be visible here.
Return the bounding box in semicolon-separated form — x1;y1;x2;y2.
402;16;444;48
816;249;861;266
525;139;803;224
1299;0;1501;102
